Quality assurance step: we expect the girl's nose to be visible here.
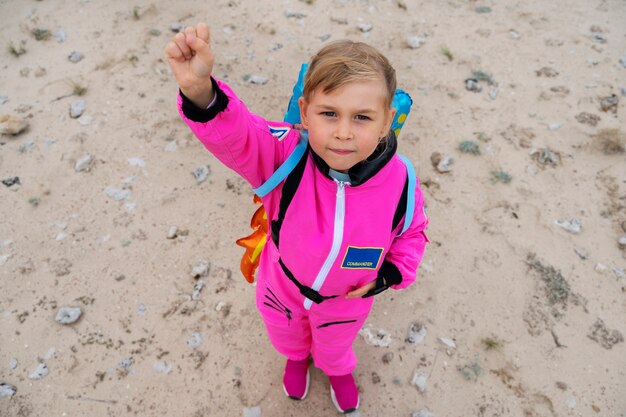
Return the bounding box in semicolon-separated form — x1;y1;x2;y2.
334;118;353;140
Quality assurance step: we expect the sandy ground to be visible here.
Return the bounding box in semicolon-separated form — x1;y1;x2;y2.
1;0;626;416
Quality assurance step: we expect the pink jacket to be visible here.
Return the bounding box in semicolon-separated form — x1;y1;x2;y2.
178;79;428;316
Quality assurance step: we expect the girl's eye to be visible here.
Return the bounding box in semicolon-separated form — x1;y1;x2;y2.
355;115;371;121
321;111;336;117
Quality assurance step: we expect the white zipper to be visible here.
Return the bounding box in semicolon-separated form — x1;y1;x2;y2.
304;180;347;310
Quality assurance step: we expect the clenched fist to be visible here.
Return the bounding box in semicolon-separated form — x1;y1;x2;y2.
164;22;216;108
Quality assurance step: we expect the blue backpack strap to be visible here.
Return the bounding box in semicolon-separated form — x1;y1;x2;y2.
397;154;416;236
253;131;309;198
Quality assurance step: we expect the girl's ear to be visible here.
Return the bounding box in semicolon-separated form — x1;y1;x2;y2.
298;97;309;128
383;107;397;136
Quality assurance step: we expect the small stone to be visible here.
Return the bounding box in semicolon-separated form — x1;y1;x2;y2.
531;148;561;167
0;254;12;266
614;267;625;279
8;358;18;370
464;78;482;92
406;35;426;49
127;157;145;167
166;226;178;239
382;352;394;364
28;362;49;380
621;87;626;97
105;186;131;201
411;371;428;392
618;236;626;248
556;381;568;390
430;152;454;173
138;303;146;316
117;357;134;369
412;411;435;417
55;307;82;324
0;383;17;398
0;96;7;105
68;51;84;63
620;57;626;68
191;280;205;300
284;10;307;19
19;141;35;153
192;165;210;183
169;23;184;33
164;140;177;152
438;337;456;349
74;154;93;172
475;6;492;13
371;371;381;384
78;115;93;126
0;114;29;136
357;23;373;33
406;322;427;344
187;332;204;349
594;263;607;273
574;248;587;260
509;30;521;40
591;33;607;43
600;94;618;113
359;326;392;347
70;100;86;118
191;261;209;278
243;407;262;417
2;177;20;187
247;75;269;85
549;122;562;130
488;86;499;100
153;360;171;374
554;218;582;234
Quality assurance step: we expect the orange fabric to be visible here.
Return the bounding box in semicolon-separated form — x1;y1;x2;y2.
235;195;268;283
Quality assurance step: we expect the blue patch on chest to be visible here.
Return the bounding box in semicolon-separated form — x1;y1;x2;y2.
341;246;384;270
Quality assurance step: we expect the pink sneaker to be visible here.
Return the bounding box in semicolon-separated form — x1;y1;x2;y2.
282;358;310;400
329;373;359;413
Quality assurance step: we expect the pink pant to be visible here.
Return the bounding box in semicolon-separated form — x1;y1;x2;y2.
256;277;371;376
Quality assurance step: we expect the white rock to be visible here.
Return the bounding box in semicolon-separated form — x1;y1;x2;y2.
554;218;582;234
74;154;93;172
0;253;11;266
359;326;392;347
127;157;145;167
138;303;146;316
192;165;210;183
620;56;626;68
548;122;562;130
411;371;428;392
68;51;84;63
357;23;373;33
166;226;178;239
436;156;454;173
28;362;49;380
618;236;626;248
413;411;435;417
0;114;29;136
55;307;82;324
406;322;427;344
78;115;93;126
164;141;177;152
488;86;499;100
438;337;457;349
0;96;7;105
509;30;521;40
169;23;184;33
0;383;17;398
153;360;171;374
44;347;56;360
187;332;204;349
565;397;576;409
8;358;18;369
53;30;66;43
117;357;134;369
191;261;209;278
191;280;205;300
248;75;269;85
70;100;86;118
243;407;262;417
614;267;625;279
105;186;131;201
406;35;426;49
19;140;35;152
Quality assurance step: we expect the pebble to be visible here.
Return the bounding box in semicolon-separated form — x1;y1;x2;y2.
0;96;7;105
475;6;492;13
2;177;21;187
406;322;427;344
411;371;428;392
600;94;618;113
357;23;373;33
78;115;93;126
169;23;184;33
191;280;206;300
243;407;262;417
138;303;146;316
28;362;49;380
127;157;145;167
488;86;499;100
554;218;582;234
430;152;454;173
284;10;307;19
53;30;66;43
70;100;86;118
406;35;426;49
614;267;625;279
55;307;82;324
117;357;134;369
0;114;29;136
620;57;626;68
247;75;269;85
413;411;435;417
105;186;131;201
9;358;18;370
359;326;392;347
509;30;521;40
382;352;394;364
166;226;178;239
464;78;482;92
192;165;210;183
19;140;35;152
591;33;607;43
595;263;607;273
0;383;17;398
68;51;84;63
164;140;177;152
0;254;12;266
44;347;56;360
618;236;626;248
153;360;171;374
191;261;209;278
565;397;577;409
438;337;456;349
187;332;204;349
548;122;562;130
74;154;93;172
621;87;626;97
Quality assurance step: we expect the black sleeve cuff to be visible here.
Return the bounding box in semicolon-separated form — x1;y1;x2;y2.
180;77;229;123
362;260;403;298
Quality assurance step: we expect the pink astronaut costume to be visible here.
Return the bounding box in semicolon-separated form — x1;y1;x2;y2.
178;78;429;376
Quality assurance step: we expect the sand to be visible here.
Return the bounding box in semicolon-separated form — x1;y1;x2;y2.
1;0;625;416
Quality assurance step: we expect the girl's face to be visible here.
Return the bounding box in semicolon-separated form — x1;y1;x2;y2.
299;78;396;173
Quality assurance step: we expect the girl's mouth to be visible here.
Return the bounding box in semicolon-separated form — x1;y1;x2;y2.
330;148;354;155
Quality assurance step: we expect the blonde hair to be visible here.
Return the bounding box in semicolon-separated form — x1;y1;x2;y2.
303;40;397;109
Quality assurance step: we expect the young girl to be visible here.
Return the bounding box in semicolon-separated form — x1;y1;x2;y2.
165;23;428;414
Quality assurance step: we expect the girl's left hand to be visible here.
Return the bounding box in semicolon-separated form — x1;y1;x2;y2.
345;280;377;299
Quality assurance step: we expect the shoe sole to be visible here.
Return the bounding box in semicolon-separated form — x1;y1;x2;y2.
283;369;310;400
330;385;359;414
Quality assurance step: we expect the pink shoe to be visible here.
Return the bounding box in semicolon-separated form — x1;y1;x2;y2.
329;373;359;414
282;358;310;400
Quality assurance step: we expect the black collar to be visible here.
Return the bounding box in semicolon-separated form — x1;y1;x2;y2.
309;131;397;186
